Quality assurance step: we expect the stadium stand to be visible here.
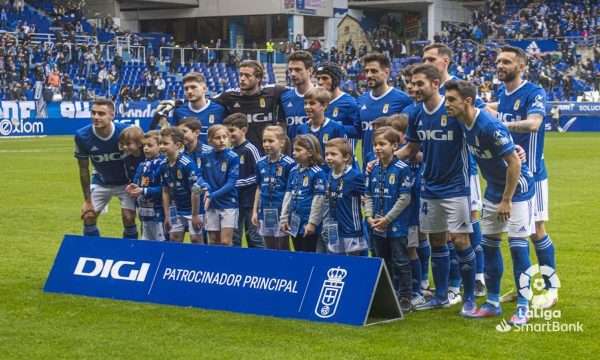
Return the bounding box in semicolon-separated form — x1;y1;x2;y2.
0;0;598;102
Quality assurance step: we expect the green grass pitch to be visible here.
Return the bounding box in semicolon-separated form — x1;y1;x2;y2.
0;134;598;359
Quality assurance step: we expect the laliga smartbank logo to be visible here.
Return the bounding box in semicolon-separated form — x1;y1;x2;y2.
495;265;583;333
315;267;347;318
73;257;151;282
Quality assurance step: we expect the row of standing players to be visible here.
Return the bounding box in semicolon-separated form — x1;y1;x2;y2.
75;46;556;325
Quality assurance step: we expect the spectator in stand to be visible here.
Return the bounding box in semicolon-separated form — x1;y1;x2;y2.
154;73;166;99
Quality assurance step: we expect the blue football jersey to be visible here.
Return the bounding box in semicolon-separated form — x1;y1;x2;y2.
160;153;199;216
185;142;213;170
74;122;129;186
286;165;327;236
326;92;361;147
463;109;534;203
133;156;165;222
233;140;261;208
173;100;226;145
296;118;347;156
406;97;470;199
324;166;364;238
496;81;547;181
366;158;414;237
200;148;240;209
358;87;412;166
256;154;296;219
280;87;307;140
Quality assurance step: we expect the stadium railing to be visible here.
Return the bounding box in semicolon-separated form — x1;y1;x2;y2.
158;46;287;65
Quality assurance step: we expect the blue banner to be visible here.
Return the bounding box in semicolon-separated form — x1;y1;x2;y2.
0;100;158;137
507;39;559;53
44;235;402;326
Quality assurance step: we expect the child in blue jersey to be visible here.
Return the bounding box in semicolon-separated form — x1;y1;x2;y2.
296;87;347;162
119;126;145;183
195;124;240;246
280;134;327;252
365;127;414;312
252;125;295;250
225;113;264;248
322;138;367;255
159;127;204;243
178;117;213;169
125;131;166;240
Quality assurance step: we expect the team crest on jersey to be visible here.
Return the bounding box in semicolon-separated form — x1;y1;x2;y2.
221;161;227;172
260;98;266;108
323;134;329;143
233;102;241;108
303;176;309;187
209;114;215;124
240;155;245;164
389;174;396;184
513;99;521;111
441;115;447;127
276;165;283;176
333;108;339;117
383;104;389;114
176;170;182;179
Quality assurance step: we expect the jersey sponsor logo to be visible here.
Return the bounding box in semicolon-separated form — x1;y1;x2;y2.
416;129;455;141
73;256;150;282
361;121;373;132
287;115;306;126
247;113;274;123
90;152;123;163
532;94;545;109
494;130;511;145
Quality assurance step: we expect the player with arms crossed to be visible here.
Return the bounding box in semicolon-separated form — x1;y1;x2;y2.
358;52;412;167
396;64;476;316
74;98;138;239
213;60;287;153
445;79;535;325
494;46;557;308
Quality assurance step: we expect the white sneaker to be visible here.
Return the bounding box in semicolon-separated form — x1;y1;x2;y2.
448;290;462;306
411;294;427;307
532;290;559;309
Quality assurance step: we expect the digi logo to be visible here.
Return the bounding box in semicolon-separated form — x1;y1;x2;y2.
416;130;454;141
73;257;151;282
90;152;123;162
286;116;306;126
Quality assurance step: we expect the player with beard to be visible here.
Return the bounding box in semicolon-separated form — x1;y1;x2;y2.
281;50;316;140
213;60;288;153
493;46;557;309
357;52;412;168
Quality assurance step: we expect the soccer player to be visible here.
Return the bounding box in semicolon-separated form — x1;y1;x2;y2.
252;125;295;250
224;113;263;248
423;43;487;298
126;131;166;241
358;52;412;167
213;60;287;153
494;45;557;308
281;50;316;140
445;79;535;325
316;63;361;148
396;64;476;316
322;138;366;255
296;87;346;157
74;98;138;239
280;134;327;252
154;72;226;145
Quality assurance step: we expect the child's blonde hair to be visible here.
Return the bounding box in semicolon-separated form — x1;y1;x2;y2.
143;130;160;145
207;124;229;145
304;86;331;106
263;125;289;153
293;134;323;166
119;126;144;147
